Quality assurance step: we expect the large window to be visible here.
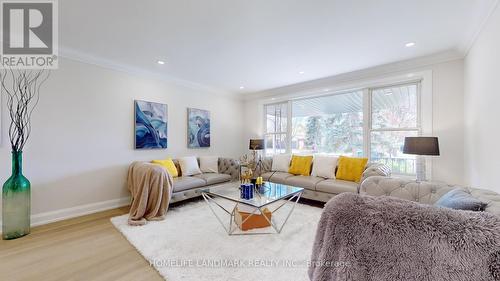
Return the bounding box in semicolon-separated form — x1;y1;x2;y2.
370;84;419;175
291;91;363;156
264;103;288;156
264;82;421;175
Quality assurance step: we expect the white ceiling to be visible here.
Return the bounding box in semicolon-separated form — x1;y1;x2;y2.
60;0;498;95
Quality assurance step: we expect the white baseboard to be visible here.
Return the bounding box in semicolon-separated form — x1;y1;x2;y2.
0;197;131;231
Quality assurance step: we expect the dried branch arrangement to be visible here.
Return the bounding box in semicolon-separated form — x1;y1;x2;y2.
0;69;50;152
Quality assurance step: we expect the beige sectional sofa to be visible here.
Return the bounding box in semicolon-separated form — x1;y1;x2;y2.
260;157;391;202
169;158;240;203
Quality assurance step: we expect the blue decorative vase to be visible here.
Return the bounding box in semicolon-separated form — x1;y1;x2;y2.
240;184;254;200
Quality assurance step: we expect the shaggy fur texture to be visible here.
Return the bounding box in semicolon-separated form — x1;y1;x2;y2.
309;193;500;281
112;200;323;281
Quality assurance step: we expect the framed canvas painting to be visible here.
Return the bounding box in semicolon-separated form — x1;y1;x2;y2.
135;100;168;149
187;108;210;148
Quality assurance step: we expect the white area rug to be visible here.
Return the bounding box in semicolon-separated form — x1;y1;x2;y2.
111;200;323;281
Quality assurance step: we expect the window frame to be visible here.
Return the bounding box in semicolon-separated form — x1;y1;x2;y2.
263;102;290;156
263;81;424;176
368;82;422;176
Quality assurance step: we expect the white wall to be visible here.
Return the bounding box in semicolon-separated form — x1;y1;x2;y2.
0;58;245;224
243;58;465;185
464;4;500;192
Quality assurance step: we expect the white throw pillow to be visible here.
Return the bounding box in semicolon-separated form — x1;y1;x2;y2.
178;156;202;176
200;156;219;173
271;154;291;172
311;155;338;179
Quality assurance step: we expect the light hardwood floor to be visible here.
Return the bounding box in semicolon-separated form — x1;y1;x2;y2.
0;207;163;281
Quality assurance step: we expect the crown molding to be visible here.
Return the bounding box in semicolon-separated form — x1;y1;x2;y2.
462;0;499;56
58;46;238;99
242;50;464;101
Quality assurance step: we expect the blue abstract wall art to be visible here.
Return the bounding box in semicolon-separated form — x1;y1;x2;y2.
135;100;168;149
187;108;210;148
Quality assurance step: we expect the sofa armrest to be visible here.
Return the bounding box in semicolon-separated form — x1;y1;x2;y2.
218;158;240;181
360;163;391;185
469;187;500;216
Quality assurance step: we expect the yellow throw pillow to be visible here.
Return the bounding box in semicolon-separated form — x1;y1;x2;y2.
336;156;368;183
151;158;178;177
288;155;313;176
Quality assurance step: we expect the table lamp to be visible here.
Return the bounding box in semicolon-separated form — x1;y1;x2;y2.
249;139;265;176
403;137;440;182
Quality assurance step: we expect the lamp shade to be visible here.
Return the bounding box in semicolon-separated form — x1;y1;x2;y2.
249;139;265;150
403;137;440;156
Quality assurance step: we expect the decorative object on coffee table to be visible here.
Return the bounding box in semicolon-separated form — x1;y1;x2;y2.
254;176;269;194
240;168;253;183
403;137;440;182
1;69;50;240
235;205;272;231
240;183;254;200
135;100;168;149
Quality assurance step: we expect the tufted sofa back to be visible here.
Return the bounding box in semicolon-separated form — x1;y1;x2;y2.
360;176;455;204
361;176;500;216
260;157;391;184
171;157;240;180
217;158;240;180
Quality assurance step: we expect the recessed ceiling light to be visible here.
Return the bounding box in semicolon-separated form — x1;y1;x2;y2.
157;60;165;65
239;86;245;89
299;71;305;74
323;88;330;92
271;98;276;100
405;42;416;47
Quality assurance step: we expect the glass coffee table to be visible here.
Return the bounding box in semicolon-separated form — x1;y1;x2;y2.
201;182;304;235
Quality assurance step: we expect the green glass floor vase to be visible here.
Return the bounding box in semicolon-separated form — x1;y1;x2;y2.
2;151;31;240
